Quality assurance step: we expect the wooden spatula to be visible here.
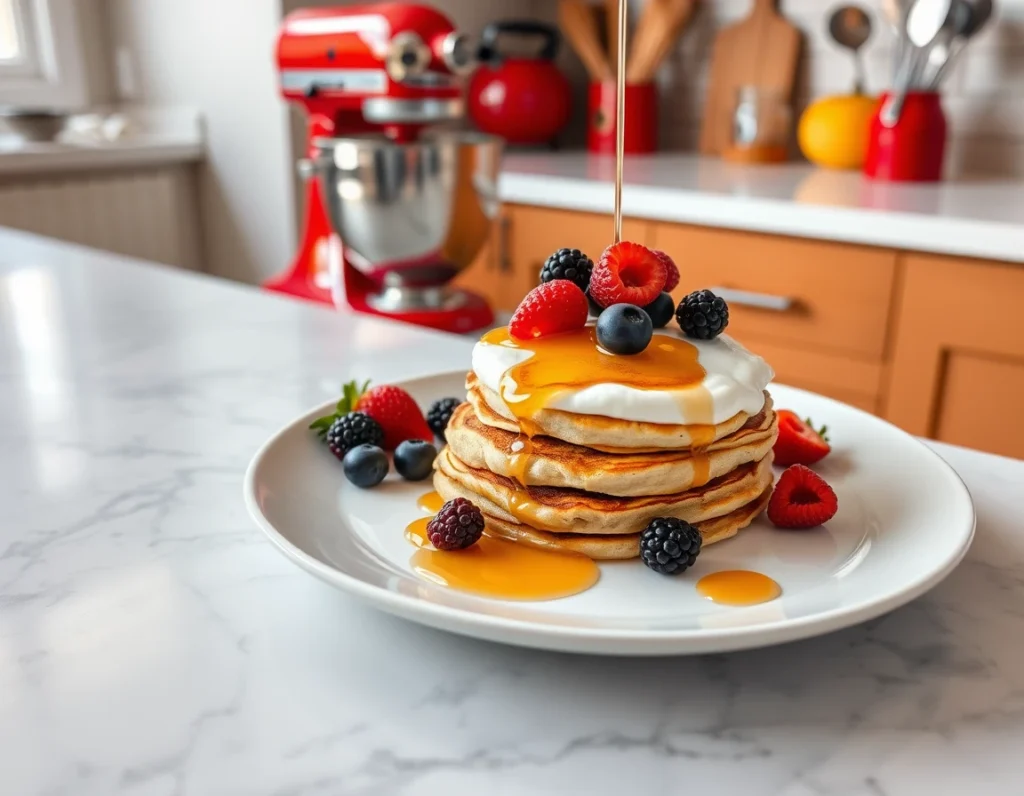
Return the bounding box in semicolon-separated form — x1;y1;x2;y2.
559;0;613;81
626;0;696;83
698;0;801;155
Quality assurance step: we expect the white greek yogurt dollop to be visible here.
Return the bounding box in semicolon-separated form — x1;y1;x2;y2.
471;328;773;426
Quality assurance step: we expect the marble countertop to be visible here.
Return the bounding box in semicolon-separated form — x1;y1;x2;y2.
4;227;1024;795
499;152;1024;264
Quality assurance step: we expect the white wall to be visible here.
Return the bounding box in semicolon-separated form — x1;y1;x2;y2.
104;0;295;284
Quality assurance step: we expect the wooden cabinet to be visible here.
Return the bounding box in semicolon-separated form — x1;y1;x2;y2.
653;223;897;412
463;201;1024;458
455;205;653;313
884;255;1024;458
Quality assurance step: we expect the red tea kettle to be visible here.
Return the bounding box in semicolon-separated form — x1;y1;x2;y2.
468;21;572;146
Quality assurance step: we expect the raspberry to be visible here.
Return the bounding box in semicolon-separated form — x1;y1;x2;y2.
508;280;589;341
590;241;667;308
767;465;839;529
427;497;485;550
651;249;680;292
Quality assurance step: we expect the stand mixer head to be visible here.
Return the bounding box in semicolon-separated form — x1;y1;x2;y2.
266;3;500;333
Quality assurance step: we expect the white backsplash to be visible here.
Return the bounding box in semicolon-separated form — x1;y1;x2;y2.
445;0;1024;177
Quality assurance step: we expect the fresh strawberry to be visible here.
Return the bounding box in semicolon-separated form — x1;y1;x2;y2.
772;410;831;466
767;464;838;529
652;249;680;292
356;384;432;450
590;241;668;308
508;280;589;341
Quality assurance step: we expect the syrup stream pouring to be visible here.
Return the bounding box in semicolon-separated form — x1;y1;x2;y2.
613;0;627;243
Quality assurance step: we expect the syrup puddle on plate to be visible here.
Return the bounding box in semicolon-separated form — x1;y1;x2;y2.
696;570;781;606
405;509;599;601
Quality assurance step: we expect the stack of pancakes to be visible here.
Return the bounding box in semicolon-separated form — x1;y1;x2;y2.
433;373;779;560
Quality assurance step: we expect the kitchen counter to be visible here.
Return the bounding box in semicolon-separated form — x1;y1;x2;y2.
499;152;1024;263
4;227;1024;795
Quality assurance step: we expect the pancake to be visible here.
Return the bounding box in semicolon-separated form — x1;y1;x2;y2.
466;373;766;452
474;487;773;560
445;399;778;497
434;446;774;535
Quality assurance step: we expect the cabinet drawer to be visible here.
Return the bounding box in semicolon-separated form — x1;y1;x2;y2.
745;337;882;414
654;224;898;360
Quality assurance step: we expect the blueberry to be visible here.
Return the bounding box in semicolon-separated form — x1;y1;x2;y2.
394;439;438;481
342;444;389;488
643;292;675;329
596;303;653;355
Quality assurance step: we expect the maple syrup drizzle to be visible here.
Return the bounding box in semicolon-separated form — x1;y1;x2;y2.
405;506;599;601
481;326;715;526
696;570;781;606
416;490;445;514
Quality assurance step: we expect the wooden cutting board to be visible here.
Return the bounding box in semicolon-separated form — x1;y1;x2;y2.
698;0;801;156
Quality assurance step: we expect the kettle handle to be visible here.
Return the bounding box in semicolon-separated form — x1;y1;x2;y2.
477;21;561;62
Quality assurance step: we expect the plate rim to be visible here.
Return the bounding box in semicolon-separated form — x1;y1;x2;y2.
244;371;976;655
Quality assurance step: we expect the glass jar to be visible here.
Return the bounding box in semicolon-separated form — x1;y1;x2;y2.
724;86;791;164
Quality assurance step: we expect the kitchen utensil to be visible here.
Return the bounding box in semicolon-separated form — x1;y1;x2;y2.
865;91;947;180
880;0;912;67
605;0;620;77
265;4;498;333
246;373;975;656
558;0;613;80
469;21;572;145
0;108;66;142
699;0;801;156
926;0;993;88
828;5;873;94
880;0;955;127
626;0;696;83
588;80;658;154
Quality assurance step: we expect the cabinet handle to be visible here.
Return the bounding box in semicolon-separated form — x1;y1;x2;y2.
498;215;511;273
707;286;794;312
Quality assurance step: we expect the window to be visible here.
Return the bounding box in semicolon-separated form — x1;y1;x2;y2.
0;0;89;109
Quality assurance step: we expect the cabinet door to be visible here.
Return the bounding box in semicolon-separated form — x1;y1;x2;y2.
496;205;653;312
885;255;1024;458
452;211;505;307
653;223;897;359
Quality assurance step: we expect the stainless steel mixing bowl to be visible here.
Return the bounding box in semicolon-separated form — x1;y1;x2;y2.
313;132;502;305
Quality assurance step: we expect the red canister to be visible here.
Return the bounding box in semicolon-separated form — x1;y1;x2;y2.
588;81;657;155
864;92;947;182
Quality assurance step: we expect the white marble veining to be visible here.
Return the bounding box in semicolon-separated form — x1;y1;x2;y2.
2;227;1024;795
499;152;1024;263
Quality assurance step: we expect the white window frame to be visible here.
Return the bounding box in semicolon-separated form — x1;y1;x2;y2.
0;0;89;109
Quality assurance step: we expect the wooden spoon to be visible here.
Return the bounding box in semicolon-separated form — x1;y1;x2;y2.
626;0;696;83
559;0;614;80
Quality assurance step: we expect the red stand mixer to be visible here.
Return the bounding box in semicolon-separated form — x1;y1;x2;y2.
265;3;500;333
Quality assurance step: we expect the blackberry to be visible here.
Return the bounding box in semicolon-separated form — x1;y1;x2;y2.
427;397;462;440
539;248;594;293
427;497;485;550
325;411;384;460
639;517;702;575
676;289;729;340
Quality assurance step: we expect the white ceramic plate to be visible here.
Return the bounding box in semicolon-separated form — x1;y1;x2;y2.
244;372;975;656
